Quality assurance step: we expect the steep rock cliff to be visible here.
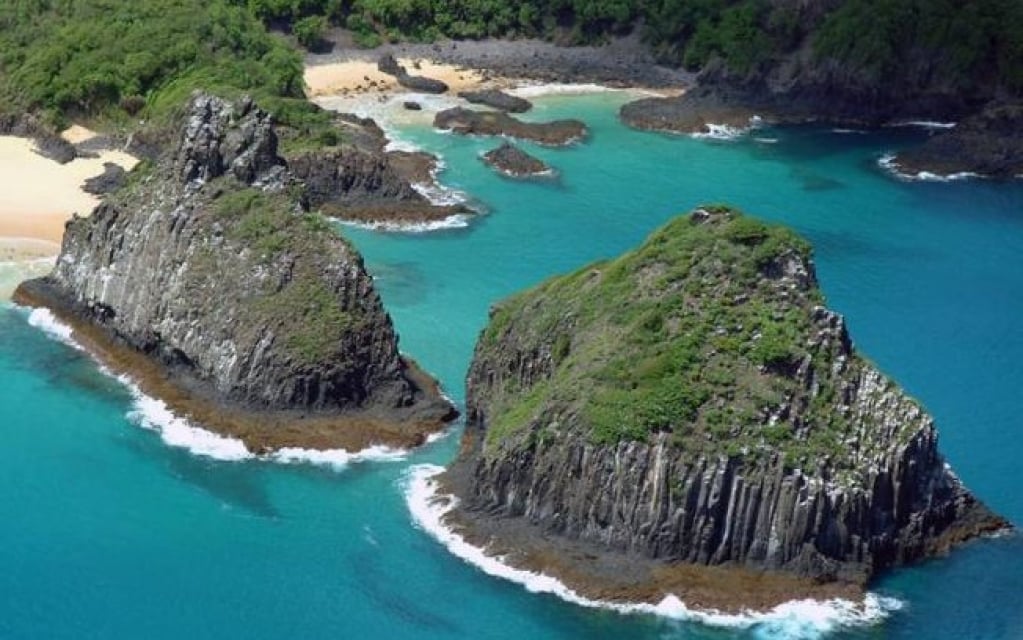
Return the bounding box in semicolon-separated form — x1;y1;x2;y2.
893;102;1023;179
620;1;1022;176
15;93;456;451
445;207;1005;601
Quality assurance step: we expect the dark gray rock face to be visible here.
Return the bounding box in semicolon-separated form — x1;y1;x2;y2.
459;89;532;113
893;102;1023;179
620;92;772;134
481;142;551;178
175;94;283;185
289;148;422;206
435;107;587;146
377;54;449;94
81;162;127;195
17;93;455;439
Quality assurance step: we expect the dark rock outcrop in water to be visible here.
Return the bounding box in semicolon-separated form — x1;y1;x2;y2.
480;142;551;178
442;207;1007;610
288;144;469;225
14;93;457;453
458;89;532;113
893;103;1023;179
378;54;448;94
435;107;586;146
621;92;769;136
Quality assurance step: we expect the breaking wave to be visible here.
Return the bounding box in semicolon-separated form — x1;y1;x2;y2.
878;153;981;182
23;307;413;470
404;464;902;639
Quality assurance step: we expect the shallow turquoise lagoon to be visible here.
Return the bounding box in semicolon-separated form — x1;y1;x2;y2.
2;92;1021;639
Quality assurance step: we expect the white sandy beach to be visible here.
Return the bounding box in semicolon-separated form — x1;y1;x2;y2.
304;57;492;97
0;134;137;245
0;130;137;298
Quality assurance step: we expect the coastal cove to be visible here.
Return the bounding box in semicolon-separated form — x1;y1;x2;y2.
2;88;1023;639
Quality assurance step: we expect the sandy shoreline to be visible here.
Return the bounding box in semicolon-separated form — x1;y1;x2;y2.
306;33;692;94
305;57;491;97
0;134;137;244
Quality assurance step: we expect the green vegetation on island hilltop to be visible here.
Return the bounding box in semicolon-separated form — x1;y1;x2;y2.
474;207;916;471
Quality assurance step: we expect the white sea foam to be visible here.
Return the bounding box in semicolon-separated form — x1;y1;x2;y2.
123;381;252;461
692;115;764;141
404;464;902;638
332;213;472;233
831;128;867;135
21;306;419;469
411;155;472;207
878;153;981;182
692;123;749;141
886;120;957;130
26;307;74;343
272;444;407;469
508;83;630;98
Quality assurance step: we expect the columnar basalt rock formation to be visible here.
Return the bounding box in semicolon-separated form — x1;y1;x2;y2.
15;93;456;452
443;207;1006;608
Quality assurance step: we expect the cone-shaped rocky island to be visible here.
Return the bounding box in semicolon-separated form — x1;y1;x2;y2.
439;206;1007;611
13;94;457;453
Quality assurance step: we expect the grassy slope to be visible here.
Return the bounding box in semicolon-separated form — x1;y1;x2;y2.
475;207;909;471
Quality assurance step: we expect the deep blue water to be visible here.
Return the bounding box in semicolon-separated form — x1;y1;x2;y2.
2;92;1022;639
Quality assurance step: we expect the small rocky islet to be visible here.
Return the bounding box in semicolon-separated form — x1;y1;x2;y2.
480;142;552;179
435;107;587;146
14;93;458;453
458;89;532;113
439;206;1007;611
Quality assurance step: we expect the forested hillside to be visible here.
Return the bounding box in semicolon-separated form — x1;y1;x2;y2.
243;0;1023;90
2;0;1020;129
0;0;313;129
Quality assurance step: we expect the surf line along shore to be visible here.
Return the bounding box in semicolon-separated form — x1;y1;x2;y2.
0;130;138;298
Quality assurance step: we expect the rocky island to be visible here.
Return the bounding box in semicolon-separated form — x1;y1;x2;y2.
459;89;532;113
13;93;457;453
435;107;587;146
480;142;552;179
439;206;1007;611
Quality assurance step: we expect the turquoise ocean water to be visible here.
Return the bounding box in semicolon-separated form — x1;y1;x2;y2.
2;91;1022;639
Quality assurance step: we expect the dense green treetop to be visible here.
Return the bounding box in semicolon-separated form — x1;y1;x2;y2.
0;0;309;128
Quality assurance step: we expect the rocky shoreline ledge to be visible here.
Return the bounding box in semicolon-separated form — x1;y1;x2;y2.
892;102;1023;180
14;93;458;453
438;207;1008;611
